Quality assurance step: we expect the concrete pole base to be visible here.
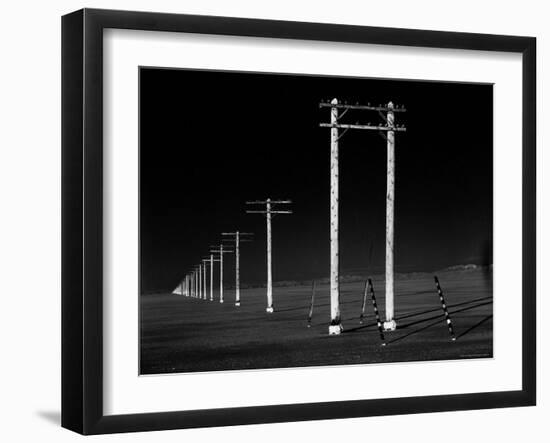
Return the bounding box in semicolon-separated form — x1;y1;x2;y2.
220;300;224;304
328;324;344;335
383;320;397;331
235;302;241;307
266;307;274;313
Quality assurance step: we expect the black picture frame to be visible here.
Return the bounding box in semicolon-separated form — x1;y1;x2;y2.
61;8;536;435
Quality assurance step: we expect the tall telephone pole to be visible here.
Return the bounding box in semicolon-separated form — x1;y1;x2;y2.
192;268;197;298
329;99;341;334
210;244;233;303
197;265;201;299
204;254;220;301
246;199;292;313
202;258;210;300
320;99;406;333
195;266;201;298
197;265;203;300
385;102;396;329
222;231;254;306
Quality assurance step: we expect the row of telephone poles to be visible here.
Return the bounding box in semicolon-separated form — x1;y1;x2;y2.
174;198;293;312
174;98;405;336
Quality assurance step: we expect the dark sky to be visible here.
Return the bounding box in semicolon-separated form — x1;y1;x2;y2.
140;68;493;293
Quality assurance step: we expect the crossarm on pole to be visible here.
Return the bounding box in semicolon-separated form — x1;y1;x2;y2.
320;123;406;131
319;102;407;112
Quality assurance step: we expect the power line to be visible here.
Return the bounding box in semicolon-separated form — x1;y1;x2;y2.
246;199;293;313
320;98;406;335
210;243;233;303
221;231;254;306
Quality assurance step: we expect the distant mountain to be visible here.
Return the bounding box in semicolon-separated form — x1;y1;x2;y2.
442;264;493;272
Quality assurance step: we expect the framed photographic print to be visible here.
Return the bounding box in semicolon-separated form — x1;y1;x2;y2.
61;8;536;435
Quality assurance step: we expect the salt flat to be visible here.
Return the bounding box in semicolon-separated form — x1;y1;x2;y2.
140;268;492;374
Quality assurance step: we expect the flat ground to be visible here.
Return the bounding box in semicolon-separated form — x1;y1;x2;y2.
140;269;492;374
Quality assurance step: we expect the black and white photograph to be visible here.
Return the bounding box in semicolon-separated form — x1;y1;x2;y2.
0;0;544;440
139;67;493;375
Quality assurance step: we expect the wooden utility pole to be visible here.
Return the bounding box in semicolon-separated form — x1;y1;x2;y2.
205;263;208;300
199;264;203;300
195;267;200;298
385;102;396;330
222;231;254;306
329;98;341;334
210;256;213;301
202;259;210;300
204;254;220;301
210;244;233;303
195;266;202;299
320;98;406;333
246;199;292;313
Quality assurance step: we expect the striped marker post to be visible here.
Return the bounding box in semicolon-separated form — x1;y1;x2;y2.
434;276;456;341
359;280;368;324
368;279;386;345
307;280;316;327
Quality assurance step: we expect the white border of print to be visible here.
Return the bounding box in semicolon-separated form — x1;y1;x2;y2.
103;29;522;415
